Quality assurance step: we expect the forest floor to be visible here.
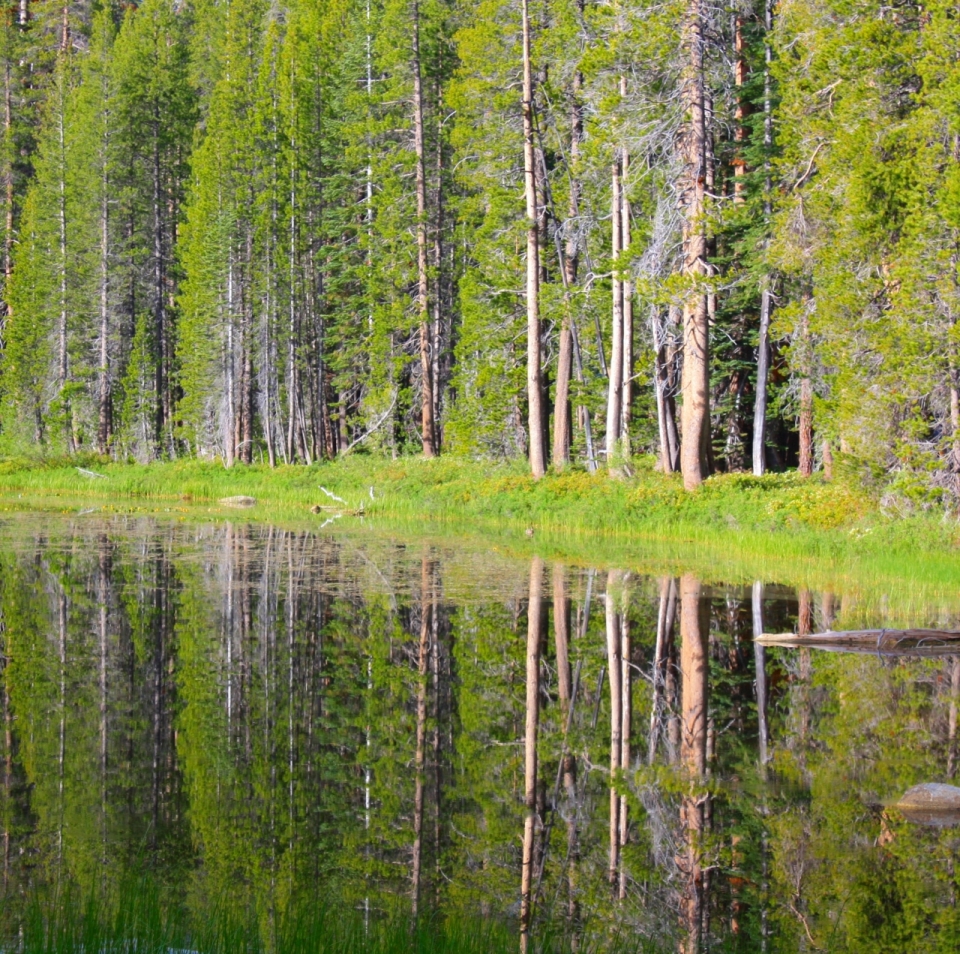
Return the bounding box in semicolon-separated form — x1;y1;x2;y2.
1;453;960;600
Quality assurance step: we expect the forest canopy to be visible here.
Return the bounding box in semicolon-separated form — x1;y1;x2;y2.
0;0;957;504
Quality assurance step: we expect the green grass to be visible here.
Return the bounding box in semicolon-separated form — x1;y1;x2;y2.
1;452;960;602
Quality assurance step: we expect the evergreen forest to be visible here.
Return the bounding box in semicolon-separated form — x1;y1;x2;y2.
1;0;958;500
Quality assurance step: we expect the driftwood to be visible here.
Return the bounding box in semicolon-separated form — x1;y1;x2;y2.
756;629;960;658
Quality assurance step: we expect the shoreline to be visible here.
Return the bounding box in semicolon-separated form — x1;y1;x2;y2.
1;455;959;602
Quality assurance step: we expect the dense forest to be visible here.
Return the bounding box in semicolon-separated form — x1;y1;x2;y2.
0;0;957;497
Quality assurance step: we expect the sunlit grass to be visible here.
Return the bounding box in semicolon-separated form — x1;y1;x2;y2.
1;453;959;607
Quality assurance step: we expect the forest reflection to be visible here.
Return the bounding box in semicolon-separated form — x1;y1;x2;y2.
0;515;959;952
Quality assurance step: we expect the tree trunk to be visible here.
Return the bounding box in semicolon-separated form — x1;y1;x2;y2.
733;18;748;201
56;77;73;452
753;285;771;475
822;438;833;480
678;0;709;490
432;68;446;449
521;0;546;479
412;1;436;458
551;67;582;469
621;148;633;455
799;375;813;477
152;118;168;454
98;161;110;454
225;252;236;468
606;154;624;459
752;0;775;475
3;59;12;333
519;555;543;953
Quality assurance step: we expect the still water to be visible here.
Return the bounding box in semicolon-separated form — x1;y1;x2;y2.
0;513;958;953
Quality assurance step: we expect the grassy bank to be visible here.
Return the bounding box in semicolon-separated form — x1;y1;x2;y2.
1;452;959;585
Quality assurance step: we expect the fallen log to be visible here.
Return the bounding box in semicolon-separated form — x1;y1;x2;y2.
755;628;960;657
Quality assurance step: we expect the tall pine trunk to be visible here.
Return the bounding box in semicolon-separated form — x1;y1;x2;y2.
679;0;709;490
412;0;436;457
621;148;633;454
753;0;774;476
522;0;545;479
606;155;624;459
98;161;110;454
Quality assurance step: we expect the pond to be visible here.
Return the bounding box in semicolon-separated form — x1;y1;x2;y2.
0;512;957;953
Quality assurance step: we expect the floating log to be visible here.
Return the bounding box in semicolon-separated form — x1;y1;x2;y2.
755;629;960;657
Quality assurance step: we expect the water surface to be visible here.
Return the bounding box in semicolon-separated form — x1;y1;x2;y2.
0;513;957;953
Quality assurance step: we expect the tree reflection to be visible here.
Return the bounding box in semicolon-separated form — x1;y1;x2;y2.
0;518;956;952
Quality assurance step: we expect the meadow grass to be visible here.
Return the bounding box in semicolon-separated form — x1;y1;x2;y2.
1;452;960;603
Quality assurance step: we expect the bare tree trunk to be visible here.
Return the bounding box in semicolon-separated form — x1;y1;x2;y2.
821;439;833;480
553;54;592;471
605;571;622;888
606;155;624;459
522;0;546;479
225;252;236;468
654;309;680;473
520;556;543;953
432;68;446;449
753;286;771;476
798;298;813;477
733;18;748;201
3;59;12;335
412;558;432;921
412;0;436;458
621;149;633;456
678;0;710;490
552;61;583;469
55;76;76;453
98;156;111;454
679;573;708;954
753;0;774;476
799;374;813;477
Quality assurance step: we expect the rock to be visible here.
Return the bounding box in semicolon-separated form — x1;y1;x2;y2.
896;783;960;810
893;783;960;826
219;496;257;508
